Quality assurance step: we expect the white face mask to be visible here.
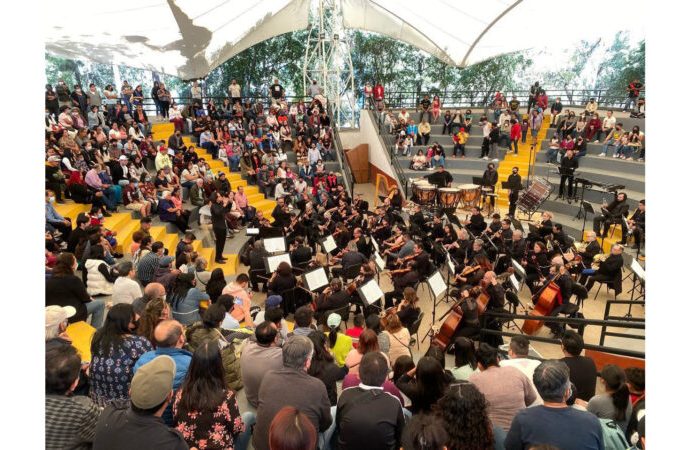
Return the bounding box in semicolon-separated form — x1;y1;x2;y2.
48;196;56;203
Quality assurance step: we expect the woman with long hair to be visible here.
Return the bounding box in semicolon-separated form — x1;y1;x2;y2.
173;341;246;449
89;303;153;406
586;364;632;431
383;313;411;367
396;356;450;414
308;331;347;406
205;268;227;303
137;298;171;345
451;337;478;381
170;273;210;326
324;313;353;368
344;328;379;376
396;287;421;330
435;383;497;450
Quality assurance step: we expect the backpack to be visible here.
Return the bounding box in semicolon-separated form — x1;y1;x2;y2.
599;419;631;450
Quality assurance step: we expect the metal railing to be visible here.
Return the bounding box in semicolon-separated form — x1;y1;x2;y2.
331;124;355;198
481;309;645;359
379;89;645;111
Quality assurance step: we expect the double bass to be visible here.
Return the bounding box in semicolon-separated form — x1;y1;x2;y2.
521;274;562;335
432;286;489;351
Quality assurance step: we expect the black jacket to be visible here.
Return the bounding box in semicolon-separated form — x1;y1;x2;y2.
45;275;92;323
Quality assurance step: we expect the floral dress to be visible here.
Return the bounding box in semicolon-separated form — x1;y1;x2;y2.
89;335;153;407
173;389;245;450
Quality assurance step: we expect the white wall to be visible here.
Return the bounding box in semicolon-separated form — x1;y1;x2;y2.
339;111;398;183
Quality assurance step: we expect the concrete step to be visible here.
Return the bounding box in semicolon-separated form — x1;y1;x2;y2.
54;202;91;220
113;220;141;254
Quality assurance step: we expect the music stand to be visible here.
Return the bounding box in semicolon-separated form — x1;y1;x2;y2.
626;259;646;317
264;236;287;254
421;269;450;345
580;201;595;240
264;253;292;273
301;267;329;293
356;279;385;309
510;218;524;232
246;227;260;236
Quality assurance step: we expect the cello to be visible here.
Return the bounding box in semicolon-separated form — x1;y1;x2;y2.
521;273;562;335
432;285;490;351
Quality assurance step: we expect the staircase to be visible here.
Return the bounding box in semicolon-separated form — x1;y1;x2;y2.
54;122;280;275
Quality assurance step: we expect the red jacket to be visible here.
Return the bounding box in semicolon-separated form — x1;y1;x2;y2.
510;122;521;140
373;84;384;100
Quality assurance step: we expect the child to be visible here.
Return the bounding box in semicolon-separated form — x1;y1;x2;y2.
521;118;529;144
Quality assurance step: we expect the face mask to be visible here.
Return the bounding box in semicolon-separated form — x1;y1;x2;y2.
48;196;56;203
97;213;103;219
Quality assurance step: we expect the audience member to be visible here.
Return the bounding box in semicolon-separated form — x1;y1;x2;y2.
240;321;284;408
560;330;597;401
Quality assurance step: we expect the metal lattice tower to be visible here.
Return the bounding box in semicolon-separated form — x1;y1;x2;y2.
303;0;356;127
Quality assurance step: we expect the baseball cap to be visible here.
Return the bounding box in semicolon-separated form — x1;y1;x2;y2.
45;305;76;329
118;155;128;161
266;295;283;308
327;313;342;328
130;355;176;409
159;256;174;267
47;155;61;162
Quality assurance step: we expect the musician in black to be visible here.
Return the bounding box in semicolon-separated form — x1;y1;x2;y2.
271;196;291;229
352;193;369;214
384;260;420;308
495;229;527;275
409;204;428;235
583;244;625;292
314;278;352;324
284;211;306;246
523;241;550;294
593;192;629;238
426;165;453;188
579;231;601;268
209;192;229;264
557;149;578;201
481;163;499;210
620;199;645;249
445;228;470;264
544;264;575;337
507;167;522;217
464;239;488;266
482;271;506;347
452;285;482;339
551;223;570;251
429;214;445;241
529;211;554;243
464;206;487;237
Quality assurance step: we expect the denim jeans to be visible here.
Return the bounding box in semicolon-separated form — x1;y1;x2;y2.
86;299;106;328
546;148;559;163
601;140;618;156
431;156;445;168
230;155;241;171
235;411;256;450
99;189;117;210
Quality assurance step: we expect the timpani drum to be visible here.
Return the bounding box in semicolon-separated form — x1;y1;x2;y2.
438;188;462;209
457;184;481;209
412;180;437;206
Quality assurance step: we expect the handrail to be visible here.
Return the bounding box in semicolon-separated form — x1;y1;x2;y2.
375;88;645;111
332;125;354;198
481;309;645;359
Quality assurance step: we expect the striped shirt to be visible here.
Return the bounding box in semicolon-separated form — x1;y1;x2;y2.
45;394;101;450
136;252;160;285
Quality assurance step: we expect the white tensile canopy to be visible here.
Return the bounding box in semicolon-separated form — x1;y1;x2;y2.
45;0;644;80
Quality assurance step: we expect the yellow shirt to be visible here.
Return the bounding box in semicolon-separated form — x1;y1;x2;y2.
455;131;469;144
332;333;353;367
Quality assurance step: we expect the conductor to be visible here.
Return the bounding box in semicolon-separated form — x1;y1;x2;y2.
557;149;578;202
506;167;522;217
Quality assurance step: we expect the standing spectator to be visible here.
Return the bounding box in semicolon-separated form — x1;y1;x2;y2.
560;330;597;401
550;97;564;124
173;341;248;450
46;345;101;449
157;82;171;119
253;335;333;450
336;351;406;450
504;360;604;450
46;84;60;116
92;355;188;449
240;321;284;408
509;119;521;154
625;79;644;112
373;82;384;110
269;78;284;106
527;81;540;113
528;108;543;149
89;303;153;407
469;343;537;431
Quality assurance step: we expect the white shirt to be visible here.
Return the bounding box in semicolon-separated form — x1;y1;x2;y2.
112;277;142;306
602;116;616;130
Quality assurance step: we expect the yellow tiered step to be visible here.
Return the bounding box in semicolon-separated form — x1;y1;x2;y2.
113;220;141;254
161;232;180;255
54;202;91;221
149;226;168;241
102;213;131;231
210;254;239;275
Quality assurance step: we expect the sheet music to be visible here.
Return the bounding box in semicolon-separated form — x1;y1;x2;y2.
374;252;385;271
359;279;385;305
303;267;329;291
371;238;380;253
265;253;291;273
510;274;520;292
630;259;645;282
427;271;447;298
264;237;286;253
511;259;526;280
246;227;260;236
322;235;337;253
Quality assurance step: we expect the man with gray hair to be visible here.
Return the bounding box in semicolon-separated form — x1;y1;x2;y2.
112;261;142;306
253;335;332;450
504;360;604;450
331;241;367;279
